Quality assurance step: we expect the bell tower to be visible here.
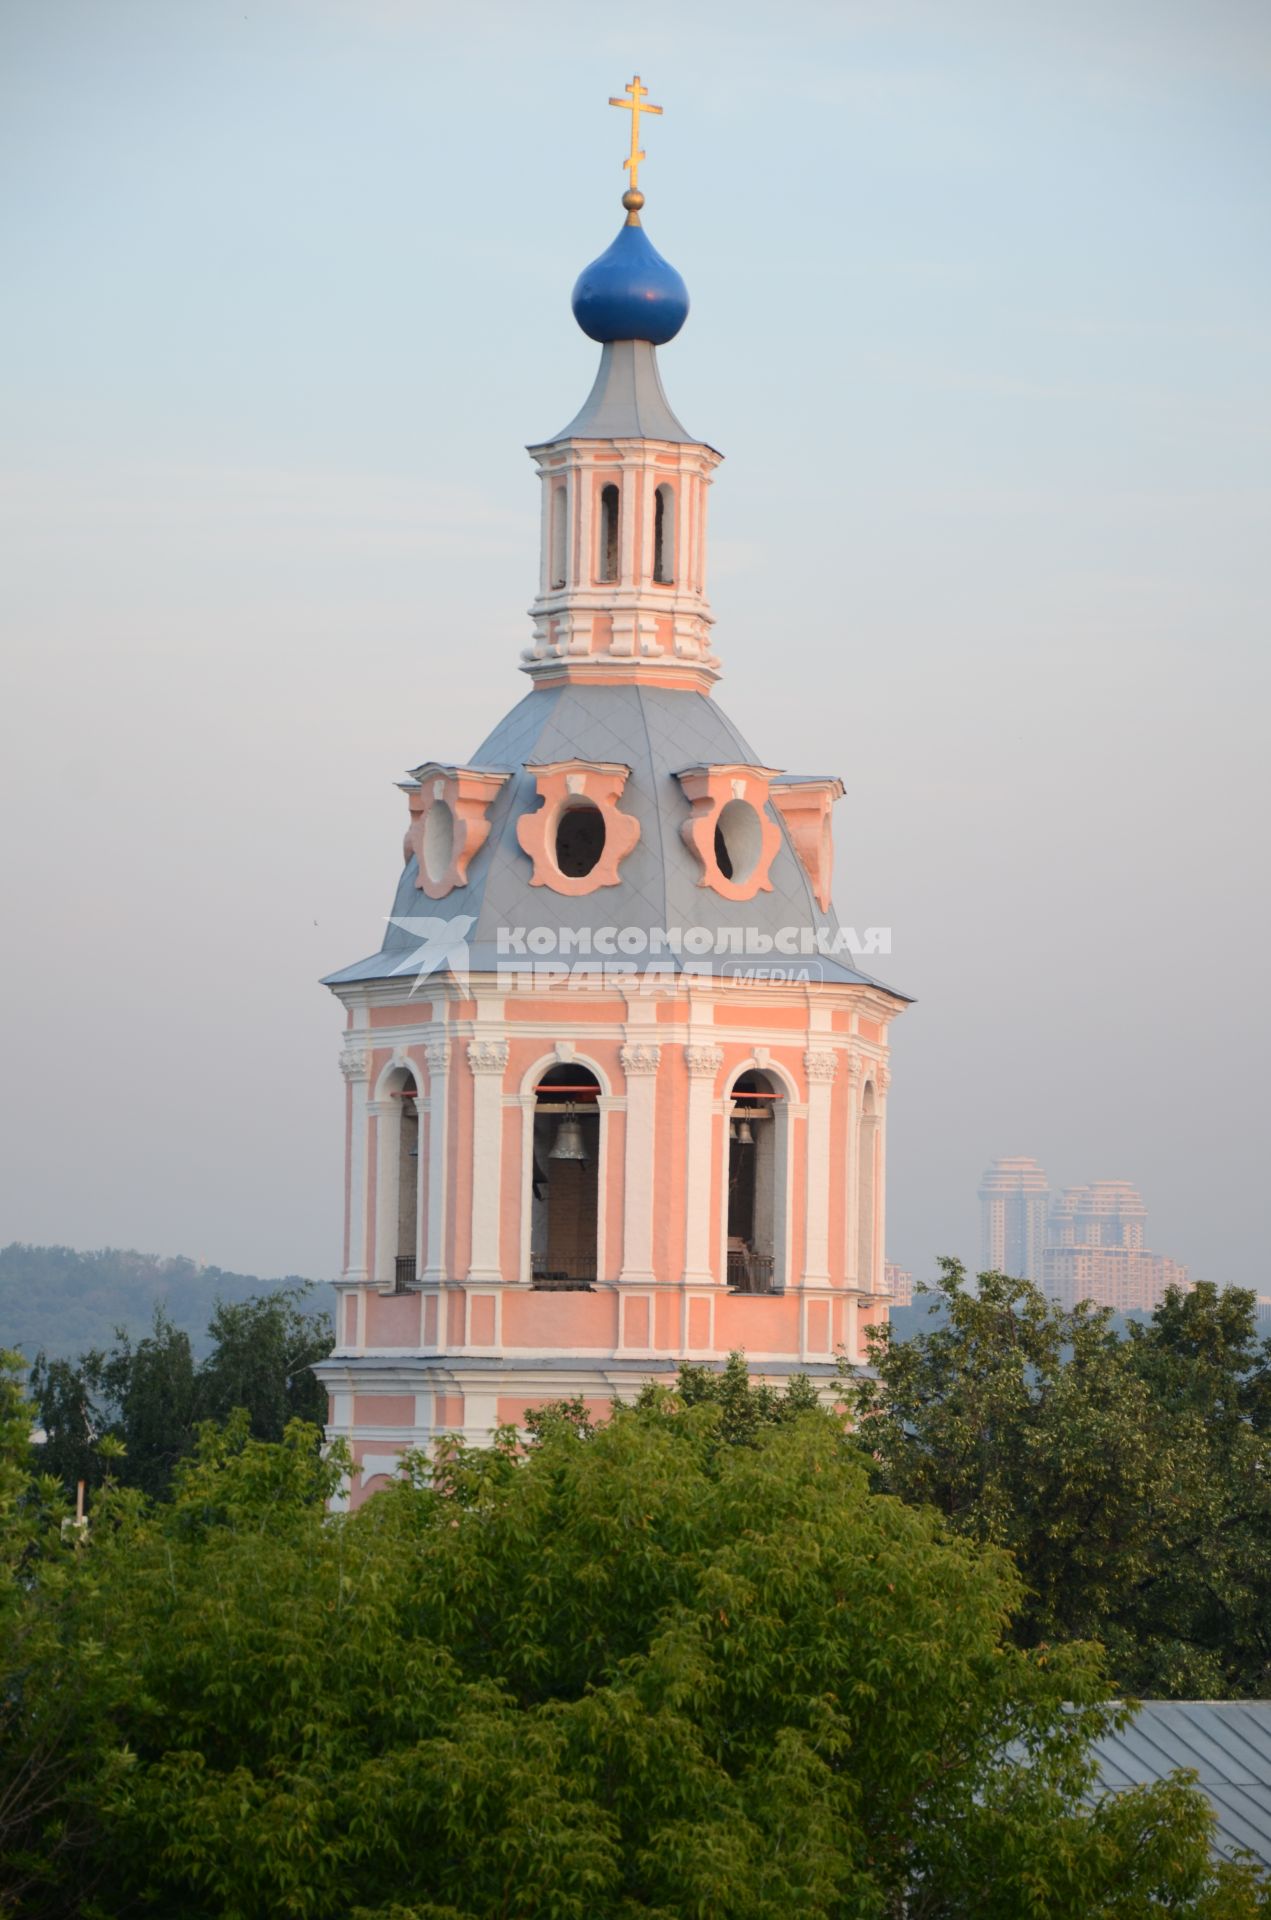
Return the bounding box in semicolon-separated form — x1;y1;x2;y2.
317;81;908;1506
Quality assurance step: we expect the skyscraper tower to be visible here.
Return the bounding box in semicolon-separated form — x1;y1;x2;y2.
979;1156;1050;1280
317;84;908;1503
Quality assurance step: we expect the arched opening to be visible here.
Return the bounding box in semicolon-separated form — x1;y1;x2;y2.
857;1082;878;1290
531;1064;600;1287
727;1070;782;1292
386;1071;419;1291
598;484;619;584
550;482;567;590
653;484;675;583
715;799;763;886
421;801;454;887
555;801;605;878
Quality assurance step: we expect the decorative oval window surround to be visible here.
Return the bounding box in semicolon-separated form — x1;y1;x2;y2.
403;762;511;900
676;763;783;900
517;759;641;895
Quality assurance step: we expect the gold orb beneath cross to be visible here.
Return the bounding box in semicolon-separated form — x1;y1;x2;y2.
622;189;645;213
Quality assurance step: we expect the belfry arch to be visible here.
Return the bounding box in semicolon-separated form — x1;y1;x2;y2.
529;1061;602;1286
724;1067;789;1292
373;1063;420;1292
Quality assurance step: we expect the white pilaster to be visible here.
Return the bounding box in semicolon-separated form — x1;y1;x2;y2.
683;1045;723;1283
803;1050;837;1284
422;1038;450;1284
339;1044;371;1282
619;1041;661;1284
872;1064;890;1295
844;1052;862;1285
467;1038;509;1280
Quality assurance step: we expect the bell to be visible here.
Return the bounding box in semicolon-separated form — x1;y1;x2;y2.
549;1115;588;1162
737;1120;754;1146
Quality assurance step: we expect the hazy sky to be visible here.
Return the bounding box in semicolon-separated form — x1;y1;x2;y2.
2;0;1269;1290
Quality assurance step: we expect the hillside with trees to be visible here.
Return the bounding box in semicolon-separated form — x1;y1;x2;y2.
0;1243;331;1360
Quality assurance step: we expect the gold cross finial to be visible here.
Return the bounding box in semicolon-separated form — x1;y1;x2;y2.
609;74;662;222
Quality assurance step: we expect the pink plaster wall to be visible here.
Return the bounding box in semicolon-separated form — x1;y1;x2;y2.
353;1393;415;1427
365;1290;420;1347
445;1290;464;1346
503;1287;618;1349
623;1295;650;1347
717;1292;801;1352
498;1394;613;1426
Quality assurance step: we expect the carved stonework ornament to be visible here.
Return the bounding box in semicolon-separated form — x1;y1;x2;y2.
620;1043;662;1076
877;1064;891;1094
803;1050;838;1084
339;1048;371;1082
684;1045;724;1078
423;1039;451;1075
467;1039;510;1076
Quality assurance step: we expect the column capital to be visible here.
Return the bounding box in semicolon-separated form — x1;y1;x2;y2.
467;1039;510;1076
339;1046;371;1083
620;1042;662;1076
845;1052;863;1085
423;1038;451;1075
804;1049;838;1084
684;1044;724;1079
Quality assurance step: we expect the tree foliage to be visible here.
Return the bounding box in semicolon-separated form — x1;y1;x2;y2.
27;1286;331;1500
1;1359;1266;1918
850;1261;1271;1698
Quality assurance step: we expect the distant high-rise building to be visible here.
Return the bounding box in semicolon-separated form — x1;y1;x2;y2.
1042;1180;1189;1313
884;1261;913;1307
979;1157;1050;1280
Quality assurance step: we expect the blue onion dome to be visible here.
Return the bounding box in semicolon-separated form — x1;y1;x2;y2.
571;219;689;345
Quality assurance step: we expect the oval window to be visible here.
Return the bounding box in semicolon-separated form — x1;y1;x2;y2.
714;799;762;885
555;802;606;878
422;800;455;885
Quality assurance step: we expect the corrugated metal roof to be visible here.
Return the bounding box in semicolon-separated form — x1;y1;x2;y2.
1091;1702;1271;1867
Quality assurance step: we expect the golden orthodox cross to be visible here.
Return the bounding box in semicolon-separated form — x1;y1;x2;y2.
609;74;662;198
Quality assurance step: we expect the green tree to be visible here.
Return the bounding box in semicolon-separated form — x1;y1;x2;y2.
3;1384;1266;1917
27;1286;332;1499
25;1347;110;1498
195;1286;331;1437
850;1261;1271;1698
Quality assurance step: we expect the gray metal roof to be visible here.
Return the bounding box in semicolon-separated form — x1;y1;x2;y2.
324;681;904;996
539;340;707;447
1091;1702;1271;1867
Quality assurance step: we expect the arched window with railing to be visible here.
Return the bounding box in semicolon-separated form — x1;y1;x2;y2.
374;1066;420;1292
726;1069;785;1293
597;484;619;584
531;1063;601;1287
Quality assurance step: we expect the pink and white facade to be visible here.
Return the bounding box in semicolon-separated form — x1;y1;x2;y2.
318;188;907;1504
